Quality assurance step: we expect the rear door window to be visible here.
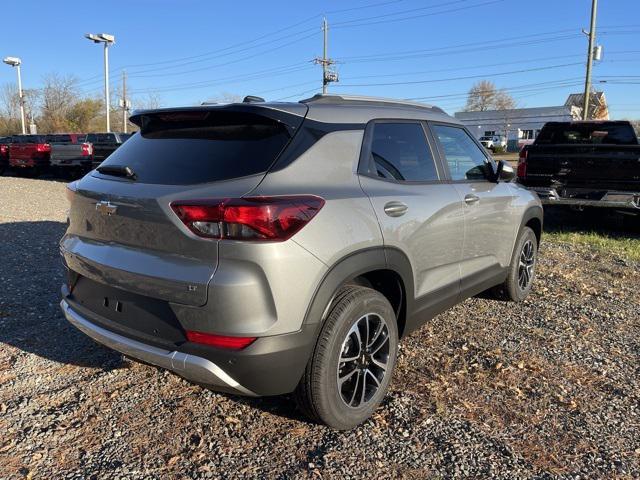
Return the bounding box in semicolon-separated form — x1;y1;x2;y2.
431;124;492;181
96;110;293;185
367;122;439;182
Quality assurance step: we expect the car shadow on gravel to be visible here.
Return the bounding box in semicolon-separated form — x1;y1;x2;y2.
0;220;124;370
543;206;640;238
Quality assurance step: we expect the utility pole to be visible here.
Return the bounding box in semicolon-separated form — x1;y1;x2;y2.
582;0;598;120
121;71;128;133
314;17;338;94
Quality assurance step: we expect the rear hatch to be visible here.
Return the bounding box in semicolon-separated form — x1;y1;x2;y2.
62;103;307;307
526;122;640;191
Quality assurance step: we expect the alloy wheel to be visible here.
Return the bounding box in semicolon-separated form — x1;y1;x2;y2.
518;239;536;290
336;313;390;408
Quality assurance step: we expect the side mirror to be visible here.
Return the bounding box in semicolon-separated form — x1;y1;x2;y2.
496;160;515;182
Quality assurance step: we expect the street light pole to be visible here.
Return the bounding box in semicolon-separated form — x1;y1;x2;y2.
104;42;111;132
85;33;115;132
15;64;26;134
3;57;26;134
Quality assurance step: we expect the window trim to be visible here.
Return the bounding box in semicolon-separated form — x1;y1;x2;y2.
428;121;497;184
357;118;446;185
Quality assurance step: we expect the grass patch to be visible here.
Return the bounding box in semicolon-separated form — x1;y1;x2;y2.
545;230;640;262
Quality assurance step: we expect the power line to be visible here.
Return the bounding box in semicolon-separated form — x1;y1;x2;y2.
333;62;583;88
332;0;505;29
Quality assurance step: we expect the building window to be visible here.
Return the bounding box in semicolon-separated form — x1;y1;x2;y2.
520;129;534;140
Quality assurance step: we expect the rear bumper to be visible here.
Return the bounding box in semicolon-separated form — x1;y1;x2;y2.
51;158;92;168
61;299;258;396
529;187;640;210
60;289;319;396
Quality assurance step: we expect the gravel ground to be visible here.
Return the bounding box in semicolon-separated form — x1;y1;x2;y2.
0;175;638;479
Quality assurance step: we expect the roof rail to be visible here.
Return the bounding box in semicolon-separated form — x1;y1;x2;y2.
299;93;445;113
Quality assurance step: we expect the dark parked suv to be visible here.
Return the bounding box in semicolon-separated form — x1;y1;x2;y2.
60;94;543;429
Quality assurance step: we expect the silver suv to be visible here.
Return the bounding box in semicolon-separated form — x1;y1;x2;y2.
60;94;543;429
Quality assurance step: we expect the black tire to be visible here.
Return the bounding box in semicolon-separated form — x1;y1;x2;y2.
294;286;398;430
494;226;538;302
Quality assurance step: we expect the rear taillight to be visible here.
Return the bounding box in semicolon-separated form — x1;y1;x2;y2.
0;145;7;155
81;142;93;156
171;195;325;241
185;331;256;350
36;143;51;153
517;147;528;179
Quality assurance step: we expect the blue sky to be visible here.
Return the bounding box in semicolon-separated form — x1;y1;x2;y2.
1;0;639;118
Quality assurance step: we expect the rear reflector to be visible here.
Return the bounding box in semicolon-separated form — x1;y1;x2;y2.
185;331;256;350
171;195;325;241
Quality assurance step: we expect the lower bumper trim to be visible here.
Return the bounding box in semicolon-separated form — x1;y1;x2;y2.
60;299;257;396
529;187;640;209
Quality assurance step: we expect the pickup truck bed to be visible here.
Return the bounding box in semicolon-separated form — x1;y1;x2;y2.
518;121;640;212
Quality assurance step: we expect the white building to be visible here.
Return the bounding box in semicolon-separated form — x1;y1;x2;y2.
454;92;609;151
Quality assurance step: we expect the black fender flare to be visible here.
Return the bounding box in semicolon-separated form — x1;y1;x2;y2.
520;204;544;242
302;246;414;328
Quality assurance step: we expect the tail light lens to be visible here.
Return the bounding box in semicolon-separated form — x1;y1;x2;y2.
81;142;93;156
36;143;51;153
185;330;256;350
0;145;7;155
171;195;325;241
517;147;528;179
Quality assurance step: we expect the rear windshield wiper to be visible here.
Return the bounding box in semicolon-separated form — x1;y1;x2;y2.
96;165;137;180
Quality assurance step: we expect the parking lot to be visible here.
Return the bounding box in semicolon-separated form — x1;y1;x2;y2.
0;174;639;479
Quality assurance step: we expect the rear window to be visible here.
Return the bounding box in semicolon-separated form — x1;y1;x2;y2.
46;134;74;144
15;135;46;144
536;122;639;145
96;111;292;185
86;133;118;143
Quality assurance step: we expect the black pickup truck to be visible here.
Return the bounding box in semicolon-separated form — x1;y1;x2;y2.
85;132;126;168
517;121;640;214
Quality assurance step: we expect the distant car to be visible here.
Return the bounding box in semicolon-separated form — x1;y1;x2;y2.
518;120;640;217
479;135;507;151
9;135;52;174
60;94;543;430
84;133;125;168
50;134;94;172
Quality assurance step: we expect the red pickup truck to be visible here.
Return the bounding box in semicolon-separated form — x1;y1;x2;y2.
9;134;81;174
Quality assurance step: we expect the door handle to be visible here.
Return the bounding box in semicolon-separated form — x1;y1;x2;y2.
383;201;408;217
464;194;480;205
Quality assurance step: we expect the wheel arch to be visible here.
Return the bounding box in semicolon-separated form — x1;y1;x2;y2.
302;247;414;338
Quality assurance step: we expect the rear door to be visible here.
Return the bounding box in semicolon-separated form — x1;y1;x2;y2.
62;106;306;307
430;123;518;295
358;120;464;314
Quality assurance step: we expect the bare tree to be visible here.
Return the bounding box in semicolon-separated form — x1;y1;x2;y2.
0;83;22;135
38;73;80;132
464;80;516;112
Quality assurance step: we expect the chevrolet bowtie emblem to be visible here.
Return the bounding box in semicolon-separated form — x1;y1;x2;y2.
96;201;118;216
